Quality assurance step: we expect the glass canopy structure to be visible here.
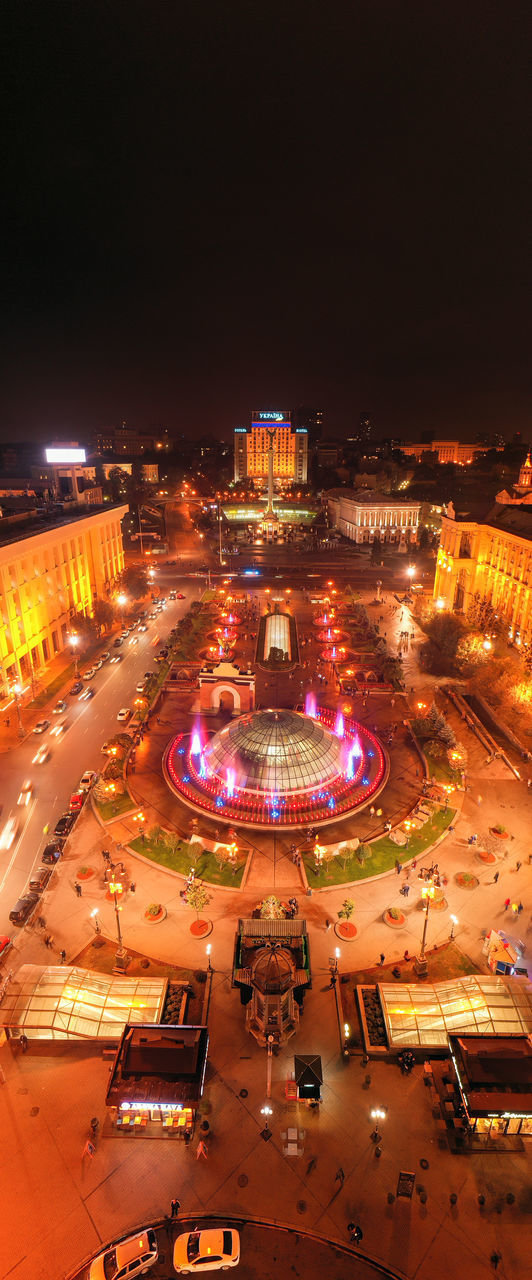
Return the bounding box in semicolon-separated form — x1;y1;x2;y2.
0;965;168;1040
204;710;342;794
379;975;532;1050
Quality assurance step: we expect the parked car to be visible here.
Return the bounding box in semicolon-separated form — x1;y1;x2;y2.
176;592;185;599
17;780;33;807
93;658;103;670
54;812;77;839
42;841;62;864
83;667;96;679
9;892;39;926
33;719;50;734
136;681;147;693
100;651;110;662
69;680;83;695
53;700;67;714
69;792;86;812
0;814;19;850
144;671;154;680
79;770;96;791
116;708;131;723
28;866;53;893
88;1229;158;1280
113;637;123;647
0;935;12;962
173;1229;240;1273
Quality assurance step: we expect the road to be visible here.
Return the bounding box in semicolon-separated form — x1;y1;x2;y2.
0;575;199;935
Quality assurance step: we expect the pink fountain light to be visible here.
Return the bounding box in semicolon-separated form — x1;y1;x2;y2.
305;691;317;718
191;731;202;756
226;768;236;797
335;710;344;738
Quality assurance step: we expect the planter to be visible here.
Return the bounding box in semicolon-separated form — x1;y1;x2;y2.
335;921;357;940
76;866;96;881
490;828;509;840
454;872;479;890
144;905;167;923
476;849;497;865
383;908;406;928
190;919;212;938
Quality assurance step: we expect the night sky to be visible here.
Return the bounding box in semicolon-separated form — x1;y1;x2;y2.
1;2;531;443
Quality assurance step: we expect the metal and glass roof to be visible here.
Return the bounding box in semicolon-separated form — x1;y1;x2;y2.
0;965;167;1040
203;709;343;795
380;975;532;1049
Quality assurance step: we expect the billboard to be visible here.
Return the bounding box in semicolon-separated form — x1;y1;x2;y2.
45;448;87;464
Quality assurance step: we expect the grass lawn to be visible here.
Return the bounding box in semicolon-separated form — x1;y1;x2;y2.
340;942;479;1040
94;790;137;822
130;835;246;887
305;806;456;888
29;663;76;709
424;751;462;788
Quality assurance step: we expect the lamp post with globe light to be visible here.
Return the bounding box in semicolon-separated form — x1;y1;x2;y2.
69;632;80;676
415;878;435;977
117;593;128;627
10;681;24;738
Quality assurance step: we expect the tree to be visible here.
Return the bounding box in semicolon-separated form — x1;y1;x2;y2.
184;882;212;921
71;613;98;649
147;824;166;846
338;898;355;920
93;599;116;634
120;565;149;601
420;611;466;675
417;526;430;551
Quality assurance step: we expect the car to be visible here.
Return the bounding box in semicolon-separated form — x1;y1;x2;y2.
121;630;130;639
173;1228;240;1273
110;653;123;663
136;681;146;693
169;591;177;600
42;841;62;864
129;636;138;646
0;814;19;850
137;623;148;632
79;686;95;701
69;791;86;812
54;812;77;838
70;680;83;695
148;611;157;619
93;658;103;670
0;935;12;962
100;651;110;662
144;671;154;680
17;780;33;807
176;592;185;599
28;866;53;893
33;719;50;734
117;708;131;723
53;700;67;714
9;892;39;926
113;637;123;647
83;667;96;679
50;718;67;738
32;743;50;765
88;1228;158;1280
79;770;96;791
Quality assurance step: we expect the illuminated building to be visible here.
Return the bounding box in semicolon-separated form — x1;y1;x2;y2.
0;504;127;697
233;411;308;487
433;501;532;645
94;424;170;455
400;440;502;465
326;489;420;547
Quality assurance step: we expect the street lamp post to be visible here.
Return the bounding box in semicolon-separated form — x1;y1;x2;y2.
370;1107;386;1143
260;1104;273;1142
109;875;129;971
117;593;128;627
90;907;101;934
266;1034;274;1098
414;878;435;977
11;681;24;739
70;633;80;676
449;914;458;940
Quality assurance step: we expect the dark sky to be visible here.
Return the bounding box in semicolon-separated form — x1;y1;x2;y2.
1;2;531;443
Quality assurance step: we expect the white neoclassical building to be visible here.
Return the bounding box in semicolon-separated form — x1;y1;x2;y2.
326;489;420;547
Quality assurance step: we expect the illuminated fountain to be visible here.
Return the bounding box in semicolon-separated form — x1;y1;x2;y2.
165;706;387;829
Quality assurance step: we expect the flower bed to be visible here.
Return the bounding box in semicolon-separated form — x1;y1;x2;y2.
335;921;357;939
383;908;406;928
454;872;479;889
144;903;167;923
490;826;509;839
476;849;497;865
76;865;96;881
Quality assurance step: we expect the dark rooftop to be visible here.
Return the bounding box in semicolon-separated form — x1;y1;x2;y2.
0;502;128;550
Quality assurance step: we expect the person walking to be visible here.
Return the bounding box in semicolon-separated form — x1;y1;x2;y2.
20;1032;28;1053
170;1198;181;1217
504;897;511;911
349;1225;363;1245
335;1167;345;1186
493;871;500;884
517;901;524;915
60;949;66;964
379;953;385;966
74;882;82;898
516;860;522;872
490;1251;502;1271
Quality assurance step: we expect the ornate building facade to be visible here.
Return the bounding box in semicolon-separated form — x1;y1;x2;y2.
433;502;532;646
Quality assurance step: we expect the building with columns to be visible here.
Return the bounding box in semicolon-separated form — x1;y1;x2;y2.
433;502;532;646
400;440;501;465
326;490;420;547
0;504;128;699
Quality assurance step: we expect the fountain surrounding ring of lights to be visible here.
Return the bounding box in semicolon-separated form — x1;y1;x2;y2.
164;694;388;829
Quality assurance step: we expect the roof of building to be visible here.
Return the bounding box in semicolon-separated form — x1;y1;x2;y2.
449;1034;532;1116
326;488;420;506
378;974;532;1050
0;502;128;549
0;965;168;1040
106;1024;209;1107
203;709;344;796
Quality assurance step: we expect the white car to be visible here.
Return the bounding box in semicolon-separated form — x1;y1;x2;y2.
173;1229;240;1273
117;708;131;723
136;681;146;693
33;719;50;734
100;651;110;662
32;744;49;765
89;1228;158;1280
17;780;33;807
0;814;19;851
83;667;96;680
79;770;96;792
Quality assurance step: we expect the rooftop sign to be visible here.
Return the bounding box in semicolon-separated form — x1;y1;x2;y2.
45;448;87;464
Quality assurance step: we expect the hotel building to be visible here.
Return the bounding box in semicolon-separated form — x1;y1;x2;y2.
234;412;308;488
326;490;420;546
433;502;532;645
0;505;128;697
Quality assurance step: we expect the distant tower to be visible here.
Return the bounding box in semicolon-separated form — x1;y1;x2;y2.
518;450;532;489
358;413;373;445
